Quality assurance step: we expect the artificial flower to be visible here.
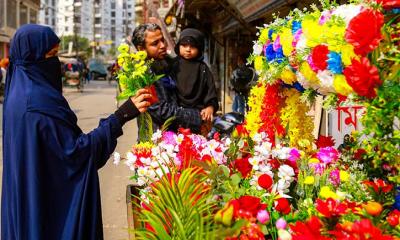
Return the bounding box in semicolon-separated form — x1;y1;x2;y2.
327;52;343;74
302;16;324;47
233;156;253;178
376;0;400;9
333;74;353;96
363;179;393;193
290;216;330;240
280;27;294;56
275;198;292;215
320;186;339;199
340;44;358;66
298;62;320;89
258;28;270;44
280;67;297;84
316;198;349;218
311;45;329;71
386;209;400;227
304;176;315;185
332;4;362;26
317;147;339;164
265;44;284;63
343;57;382;98
315;135;335;148
258;174;273;190
246;83;266;136
345;8;384;56
316;70;335;95
329;169;341;186
330;219;394;240
339;171;350;182
276;217;287;229
364;201;383;216
237;195;267;217
256;209;270;224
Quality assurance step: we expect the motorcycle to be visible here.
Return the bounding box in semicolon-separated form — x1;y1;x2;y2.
207;112;245;139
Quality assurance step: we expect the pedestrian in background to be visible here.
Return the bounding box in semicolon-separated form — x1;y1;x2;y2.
2;24;152;240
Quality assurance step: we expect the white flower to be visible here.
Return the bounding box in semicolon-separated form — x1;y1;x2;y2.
137;166;148;177
295;34;307;53
137;176;147;186
272;147;292;160
278;165;295;182
249;157;260;170
126;152;136;164
276;179;291;194
332;4;362;26
278;229;292;240
317;70;335;95
253;43;263;55
113;152;121;165
141;157;152;166
254;142;272;157
259;164;273;176
150;160;159;168
151;129;163;142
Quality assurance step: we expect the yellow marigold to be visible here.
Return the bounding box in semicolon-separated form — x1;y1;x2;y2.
117;43;130;53
254;56;266;72
333;74;353;96
299;62;320;86
280;27;294;57
136;51;147;60
340;44;358;66
339;171;350;182
280;67;296;84
320;186;338;200
118;52;130;59
245;82;266;137
302;17;324;47
304;176;315;185
258;28;270;44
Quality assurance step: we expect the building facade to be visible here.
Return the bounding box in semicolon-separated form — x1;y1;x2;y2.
39;0;58;30
0;0;40;58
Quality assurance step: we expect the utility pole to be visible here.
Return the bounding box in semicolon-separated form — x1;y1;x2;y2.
92;0;96;58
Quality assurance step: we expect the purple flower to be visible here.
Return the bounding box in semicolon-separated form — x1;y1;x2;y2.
310;163;326;175
288;148;300;162
292;29;303;47
329;169;340;186
162;131;176;145
317;147;339;164
273;35;282;51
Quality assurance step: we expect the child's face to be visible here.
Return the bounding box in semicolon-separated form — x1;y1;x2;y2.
179;43;199;60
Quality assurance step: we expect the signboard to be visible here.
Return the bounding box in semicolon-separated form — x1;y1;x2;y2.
227;0;274;19
328;105;365;148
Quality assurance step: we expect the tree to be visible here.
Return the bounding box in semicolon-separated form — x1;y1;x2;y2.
59;35;90;53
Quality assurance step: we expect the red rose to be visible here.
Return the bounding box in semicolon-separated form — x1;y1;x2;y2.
311;45;329;71
275;198;291;215
345;9;384;56
258;174;273;190
376;0;400;9
234;156;253;178
343;57;382;98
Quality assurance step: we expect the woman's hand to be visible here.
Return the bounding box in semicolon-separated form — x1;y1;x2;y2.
130;89;153;113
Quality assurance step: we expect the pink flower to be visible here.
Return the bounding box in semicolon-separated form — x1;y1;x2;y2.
288;148;301;162
317;147;339;164
257;210;270;224
276;218;287;229
329;169;340;187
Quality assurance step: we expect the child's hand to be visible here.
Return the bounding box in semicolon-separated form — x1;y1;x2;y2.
201;106;214;122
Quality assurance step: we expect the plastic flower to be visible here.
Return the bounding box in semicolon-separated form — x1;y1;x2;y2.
332;4;362;26
376;0;400;9
280;67;297;84
299;62;320;88
316;198;349;218
258;174;273;190
327;52;343;74
275;198;291;215
317;147;339;164
343;57;382;98
257;210;270;224
292;21;302;34
329;169;341;186
258;28;270;44
253;56;265;72
265;44;284;63
339;171;350;182
311;45;329;71
330;219;394;240
304;176;315;185
345;8;384;56
315;135;335;148
290;216;330;240
276;218;287;229
333;74;353;96
278;164;295;182
280;27;294;56
233;156;253;178
316;70;335;95
340;44;358;66
320;186;339;199
302;16;324;47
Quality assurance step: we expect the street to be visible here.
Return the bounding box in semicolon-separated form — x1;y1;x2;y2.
0;80;137;240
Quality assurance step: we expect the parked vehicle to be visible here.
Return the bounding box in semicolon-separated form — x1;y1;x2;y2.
60;57;84;92
88;58;107;80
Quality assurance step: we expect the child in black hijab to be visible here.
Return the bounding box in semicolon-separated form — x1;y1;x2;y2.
172;28;219;123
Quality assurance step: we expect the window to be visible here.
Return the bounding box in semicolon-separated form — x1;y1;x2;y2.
20;5;28;25
128;12;131;17
0;0;4;28
111;12;115;17
65;26;69;31
128;4;131;8
111;19;115;25
7;0;17;28
30;9;38;23
111;2;116;9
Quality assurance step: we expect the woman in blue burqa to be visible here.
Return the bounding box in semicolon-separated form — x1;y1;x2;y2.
2;24;153;239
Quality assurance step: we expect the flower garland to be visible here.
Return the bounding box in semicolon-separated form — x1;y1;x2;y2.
280;89;314;151
258;83;285;146
245;82;267;137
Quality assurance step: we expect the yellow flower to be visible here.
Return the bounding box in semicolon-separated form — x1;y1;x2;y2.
320;186;338;200
258;28;269;44
117;58;124;66
134;60;145;68
304;176;315;185
118;52;130;59
333;74;353;96
299;62;320;86
117;43;130;53
339;171;350;182
309;158;320;164
122;62;131;71
280;27;294;56
254;56;265;72
130;53;139;60
136;51;147;60
302;17;324;47
340;44;358;66
325;24;346;52
245;82;266;136
280;67;296;85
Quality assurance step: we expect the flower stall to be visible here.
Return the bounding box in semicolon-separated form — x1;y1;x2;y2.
115;0;400;239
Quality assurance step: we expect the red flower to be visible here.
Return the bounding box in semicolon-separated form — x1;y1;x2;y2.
269;158;281;170
330;219;395;240
275;198;291;215
290;216;331;240
376;0;400;9
235;124;249;137
387;209;400;227
311;45;329;71
315;135;336;148
345;9;384;56
316;198;349;218
363;179;393;193
258;174;273;190
237;196;267;217
354;148;367;160
343;57;382;98
233;156;253;178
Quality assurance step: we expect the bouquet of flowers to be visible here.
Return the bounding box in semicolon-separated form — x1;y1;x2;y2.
116;43;163;104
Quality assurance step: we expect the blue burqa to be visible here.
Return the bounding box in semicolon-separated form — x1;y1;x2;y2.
2;24;123;239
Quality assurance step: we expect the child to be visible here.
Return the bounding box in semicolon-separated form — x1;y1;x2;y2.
172;28;219;125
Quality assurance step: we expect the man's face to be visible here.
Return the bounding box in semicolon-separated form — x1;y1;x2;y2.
139;29;167;60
